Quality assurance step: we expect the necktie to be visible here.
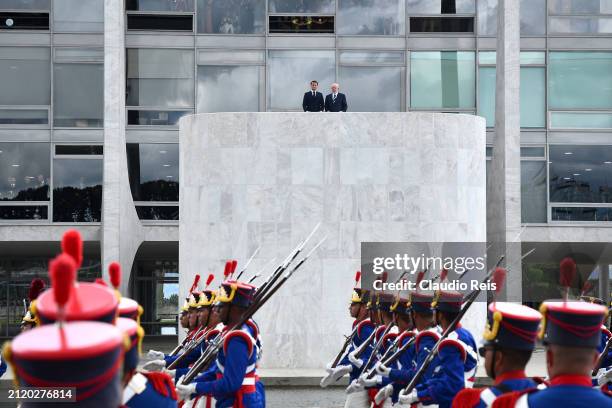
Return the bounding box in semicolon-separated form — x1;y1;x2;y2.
312;91;315;96
333;94;336;102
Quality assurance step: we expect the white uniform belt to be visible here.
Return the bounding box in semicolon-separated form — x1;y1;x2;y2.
479;388;497;406
242;377;256;386
217;361;257;374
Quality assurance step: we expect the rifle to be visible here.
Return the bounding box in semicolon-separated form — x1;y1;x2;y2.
235;246;260;281
330;326;359;368
169;326;201;357
356;323;395;377
181;231;326;385
167;326;218;370
247;257;277;284
398;254;506;398
593;336;612;376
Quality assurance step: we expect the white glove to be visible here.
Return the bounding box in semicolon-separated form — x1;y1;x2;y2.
325;362;334;374
374;384;394;405
398;389;419;404
147;349;165;360
142;359;166;372
348;350;363;368
176;382;197;400
358;374;382;388
320;365;352;388
597;368;612;386
164;367;176;378
375;362;391;377
346;378;364;394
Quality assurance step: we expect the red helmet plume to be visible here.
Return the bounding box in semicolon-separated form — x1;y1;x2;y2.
223;261;232;278
28;279;45;302
61;229;83;268
189;274;201;294
50;253;77;308
559;257;577;288
492;267;507;296
354;271;361;284
440;268;448;282
205;273;215;289
109;262;121;289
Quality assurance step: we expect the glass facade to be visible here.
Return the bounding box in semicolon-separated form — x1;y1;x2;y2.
337;0;405;35
53;63;104;127
196;0;265;34
53;0;103;32
52;157;103;222
197;65;261;112
410;51;475;109
0;143;49;202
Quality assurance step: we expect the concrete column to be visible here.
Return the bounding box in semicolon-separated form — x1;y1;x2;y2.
102;0;143;293
487;0;522;301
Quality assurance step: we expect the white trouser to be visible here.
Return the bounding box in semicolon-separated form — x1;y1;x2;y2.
183;395;215;408
382;399;393;408
344;390;370;408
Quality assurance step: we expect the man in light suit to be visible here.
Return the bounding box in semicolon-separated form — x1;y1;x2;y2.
302;80;325;112
325;83;348;112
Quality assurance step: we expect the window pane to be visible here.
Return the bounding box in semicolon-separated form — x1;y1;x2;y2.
53;159;102;222
549;0;612;14
478;66;495;127
126;0;195;11
136;206;179;220
0;109;47;125
0;143;49;201
53;64;103;127
339;51;404;65
197;66;260;112
550;112;612;129
339;67;400;112
126;49;194;108
410;17;474;32
268;50;335;110
549;145;612;203
411;51;475;109
268;15;334;33
268;0;335;13
521;147;545;157
520;67;545;128
127;144;179;202
0;12;49;30
55;145;103;155
338;0;405;35
549;16;612;34
549;52;612;109
0;47;50;105
521;161;547;223
53;0;103;32
479;66;546;128
127;14;193;30
0;0;50;9
552;207;612;222
196;0;265;34
477;0;546;35
127;110;191;126
0;206;47;220
407;0;475;13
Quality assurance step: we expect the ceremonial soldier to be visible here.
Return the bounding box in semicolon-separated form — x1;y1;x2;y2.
321;272;376;408
580;295;612;386
20;278;45;331
452;302;542;407
4;253;126;406
346;293;397;404
175;279;265;407
374;288;436;405
399;289;478;407
493;300;612;407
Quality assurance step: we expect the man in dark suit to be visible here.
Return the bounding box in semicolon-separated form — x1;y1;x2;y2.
302;80;325;112
325;83;348;112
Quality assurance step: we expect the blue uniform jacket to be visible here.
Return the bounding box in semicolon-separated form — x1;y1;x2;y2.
493;375;612;408
192;321;264;408
339;319;376;382
452;371;536;407
416;326;478;408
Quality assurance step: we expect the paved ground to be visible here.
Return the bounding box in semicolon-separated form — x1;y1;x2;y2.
266;387;346;408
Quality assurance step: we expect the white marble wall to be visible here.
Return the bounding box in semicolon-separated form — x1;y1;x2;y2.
179;112;487;369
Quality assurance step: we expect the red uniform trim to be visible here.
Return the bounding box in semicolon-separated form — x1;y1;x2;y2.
375;325;387;341
214;372;258;408
438;339;466;362
205;329;221;340
451;388;482;408
397;330;415;347
356;319;375;339
602;326;612;338
494;370;527;385
415;330;440;351
223;330;254;358
245;319;259;339
549;374;592;387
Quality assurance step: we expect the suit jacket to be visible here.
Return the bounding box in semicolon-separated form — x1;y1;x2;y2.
302;91;324;112
325;93;348;112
